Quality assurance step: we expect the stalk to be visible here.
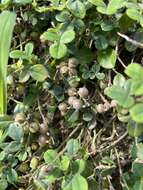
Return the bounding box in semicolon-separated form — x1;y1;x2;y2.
0;11;16;115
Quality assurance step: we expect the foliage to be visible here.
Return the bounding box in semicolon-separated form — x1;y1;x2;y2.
1;0;143;189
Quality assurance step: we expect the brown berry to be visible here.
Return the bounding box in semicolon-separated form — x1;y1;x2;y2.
38;135;48;147
58;102;68;111
103;102;110;112
68;57;78;68
110;100;118;108
68;96;77;106
14;113;26;123
68;68;77;76
72;99;83;109
60;66;69;75
67;87;77;96
96;104;104;113
78;87;89;98
40;123;48;134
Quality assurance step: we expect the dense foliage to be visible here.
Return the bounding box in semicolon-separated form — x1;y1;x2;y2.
1;0;143;189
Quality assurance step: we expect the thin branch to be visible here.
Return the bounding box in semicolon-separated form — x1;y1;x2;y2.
118;32;143;48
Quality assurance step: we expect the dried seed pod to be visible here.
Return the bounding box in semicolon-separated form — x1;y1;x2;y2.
68;68;77;76
103;102;110;112
67;87;77;96
72;99;83;110
68;96;77;106
38;135;48;147
60;66;69;75
40;123;48;134
78;87;89;98
58;102;68;111
15;113;26;123
96;104;104;113
68;57;78;68
110;100;118;108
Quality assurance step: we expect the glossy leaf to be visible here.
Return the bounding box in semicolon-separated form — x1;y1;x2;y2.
97;48;117;69
30;64;48;82
49;42;67;59
66;139;80;156
130;103;143;123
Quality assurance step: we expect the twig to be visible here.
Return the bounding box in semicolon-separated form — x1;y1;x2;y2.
118;32;143;48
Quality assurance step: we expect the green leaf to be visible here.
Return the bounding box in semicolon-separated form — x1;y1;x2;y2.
133;179;143;190
66;139;80;156
127;120;143;137
113;74;126;87
30;64;48;82
41;28;59;41
60;155;70;171
132;161;143;178
67;0;86;19
97;48;117;69
25;42;34;56
88;0;105;7
60;29;75;44
130;103;143;123
44;149;59;165
49;42;67;59
10;50;27;59
0;179;8;190
68;110;79;123
8;123;23;142
14;0;32;4
125;63;143;80
125;63;143;95
94;35;108;50
7;169;18;183
106;0;125;15
0;11;16;115
62;174;88;190
136;143;143;160
105;80;134;108
74;159;85;173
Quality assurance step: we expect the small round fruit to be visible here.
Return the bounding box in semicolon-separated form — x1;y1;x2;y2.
68;96;77;106
110;100;118;108
68;57;78;68
31;143;39;150
68;68;77;76
72;99;83;110
78;87;89;98
14;113;26;123
58;103;68;111
38;135;48;147
16;84;25;95
29;122;39;133
30;157;39;170
40;123;48;134
67;87;77;96
96;104;104;113
60;66;69;75
18;163;29;173
103;102;110;112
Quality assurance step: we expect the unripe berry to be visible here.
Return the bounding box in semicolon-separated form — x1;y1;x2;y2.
15;113;26;123
30;157;39;170
67;87;77;96
78;87;89;98
68;96;77;106
31;143;39;150
72;99;83;109
58;102;68;111
96;104;104;113
60;66;68;75
29;122;39;133
68;57;78;68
